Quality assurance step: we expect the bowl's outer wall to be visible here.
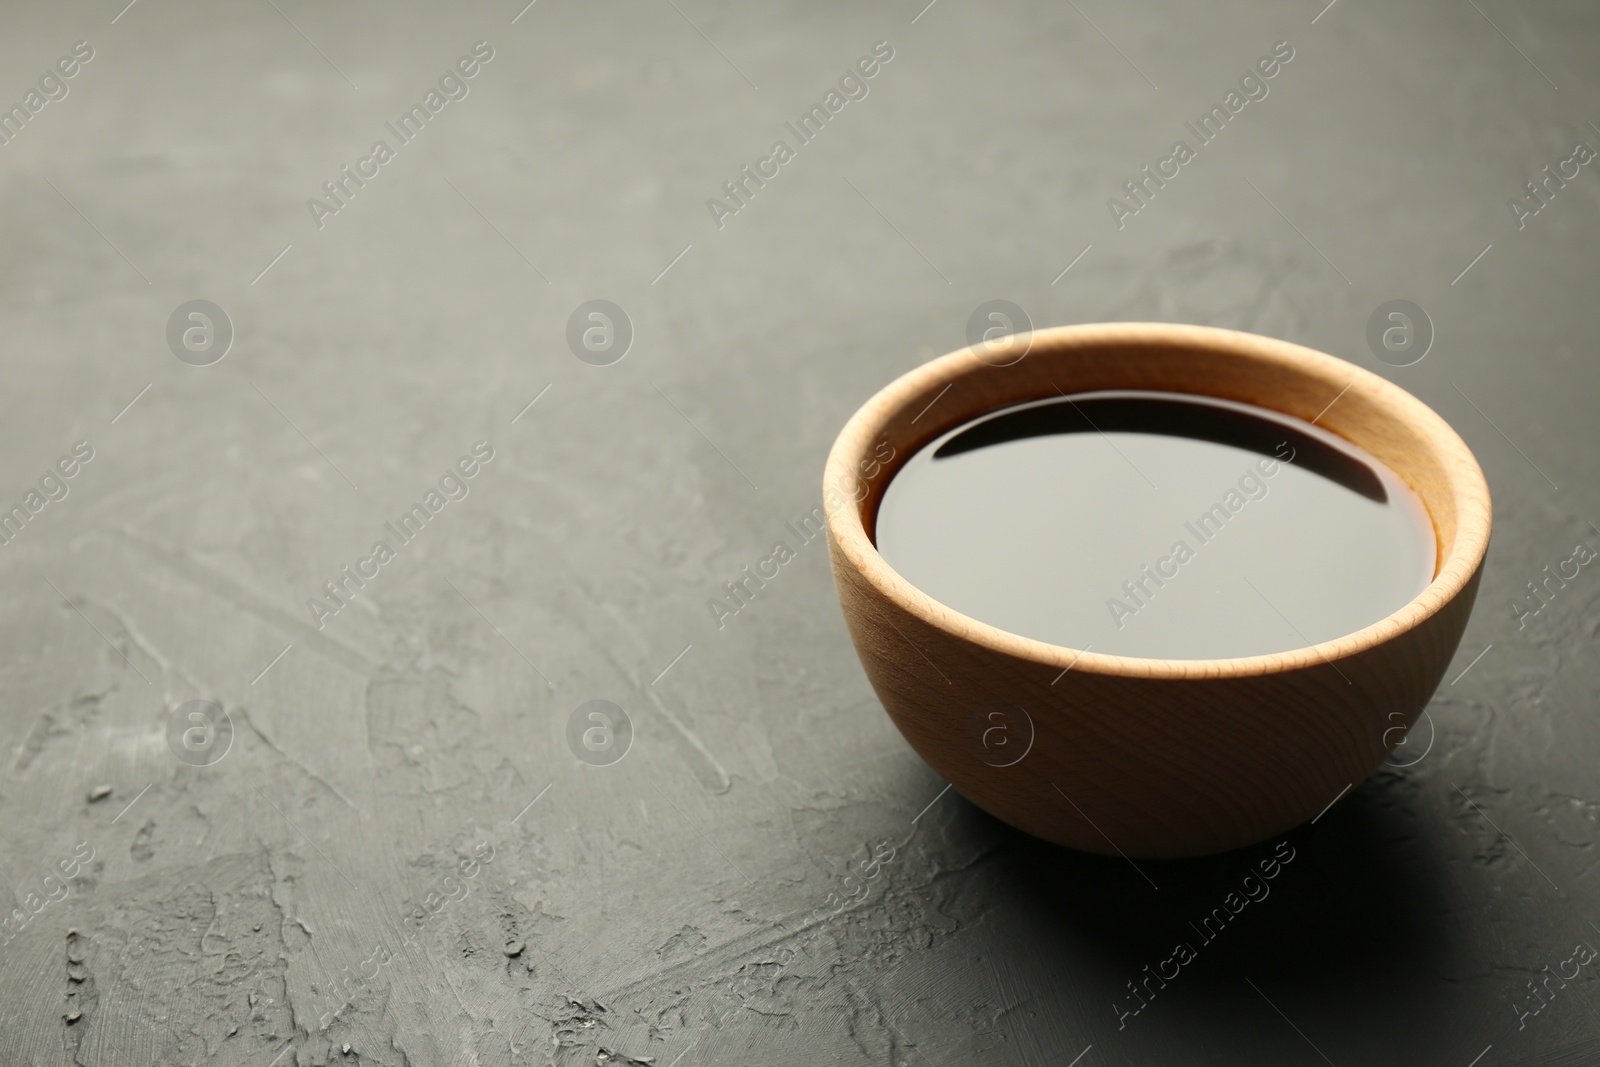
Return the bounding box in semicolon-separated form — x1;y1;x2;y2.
828;535;1483;858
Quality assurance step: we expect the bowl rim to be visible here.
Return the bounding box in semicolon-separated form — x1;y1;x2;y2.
823;322;1493;681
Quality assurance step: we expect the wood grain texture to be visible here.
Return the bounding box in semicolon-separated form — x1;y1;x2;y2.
825;323;1492;858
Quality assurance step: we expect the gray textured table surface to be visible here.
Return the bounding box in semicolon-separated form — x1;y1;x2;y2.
1;1;1598;1064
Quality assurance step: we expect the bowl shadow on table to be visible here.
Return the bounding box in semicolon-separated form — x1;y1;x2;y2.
951;774;1461;1036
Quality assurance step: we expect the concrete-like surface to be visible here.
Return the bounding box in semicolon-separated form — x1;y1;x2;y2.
1;1;1597;1064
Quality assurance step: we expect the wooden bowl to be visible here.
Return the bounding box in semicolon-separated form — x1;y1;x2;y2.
824;323;1491;858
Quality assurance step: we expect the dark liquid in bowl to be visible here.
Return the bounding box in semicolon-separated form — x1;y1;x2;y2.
873;390;1437;660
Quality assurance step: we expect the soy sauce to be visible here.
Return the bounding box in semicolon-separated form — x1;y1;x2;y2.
873;391;1436;660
